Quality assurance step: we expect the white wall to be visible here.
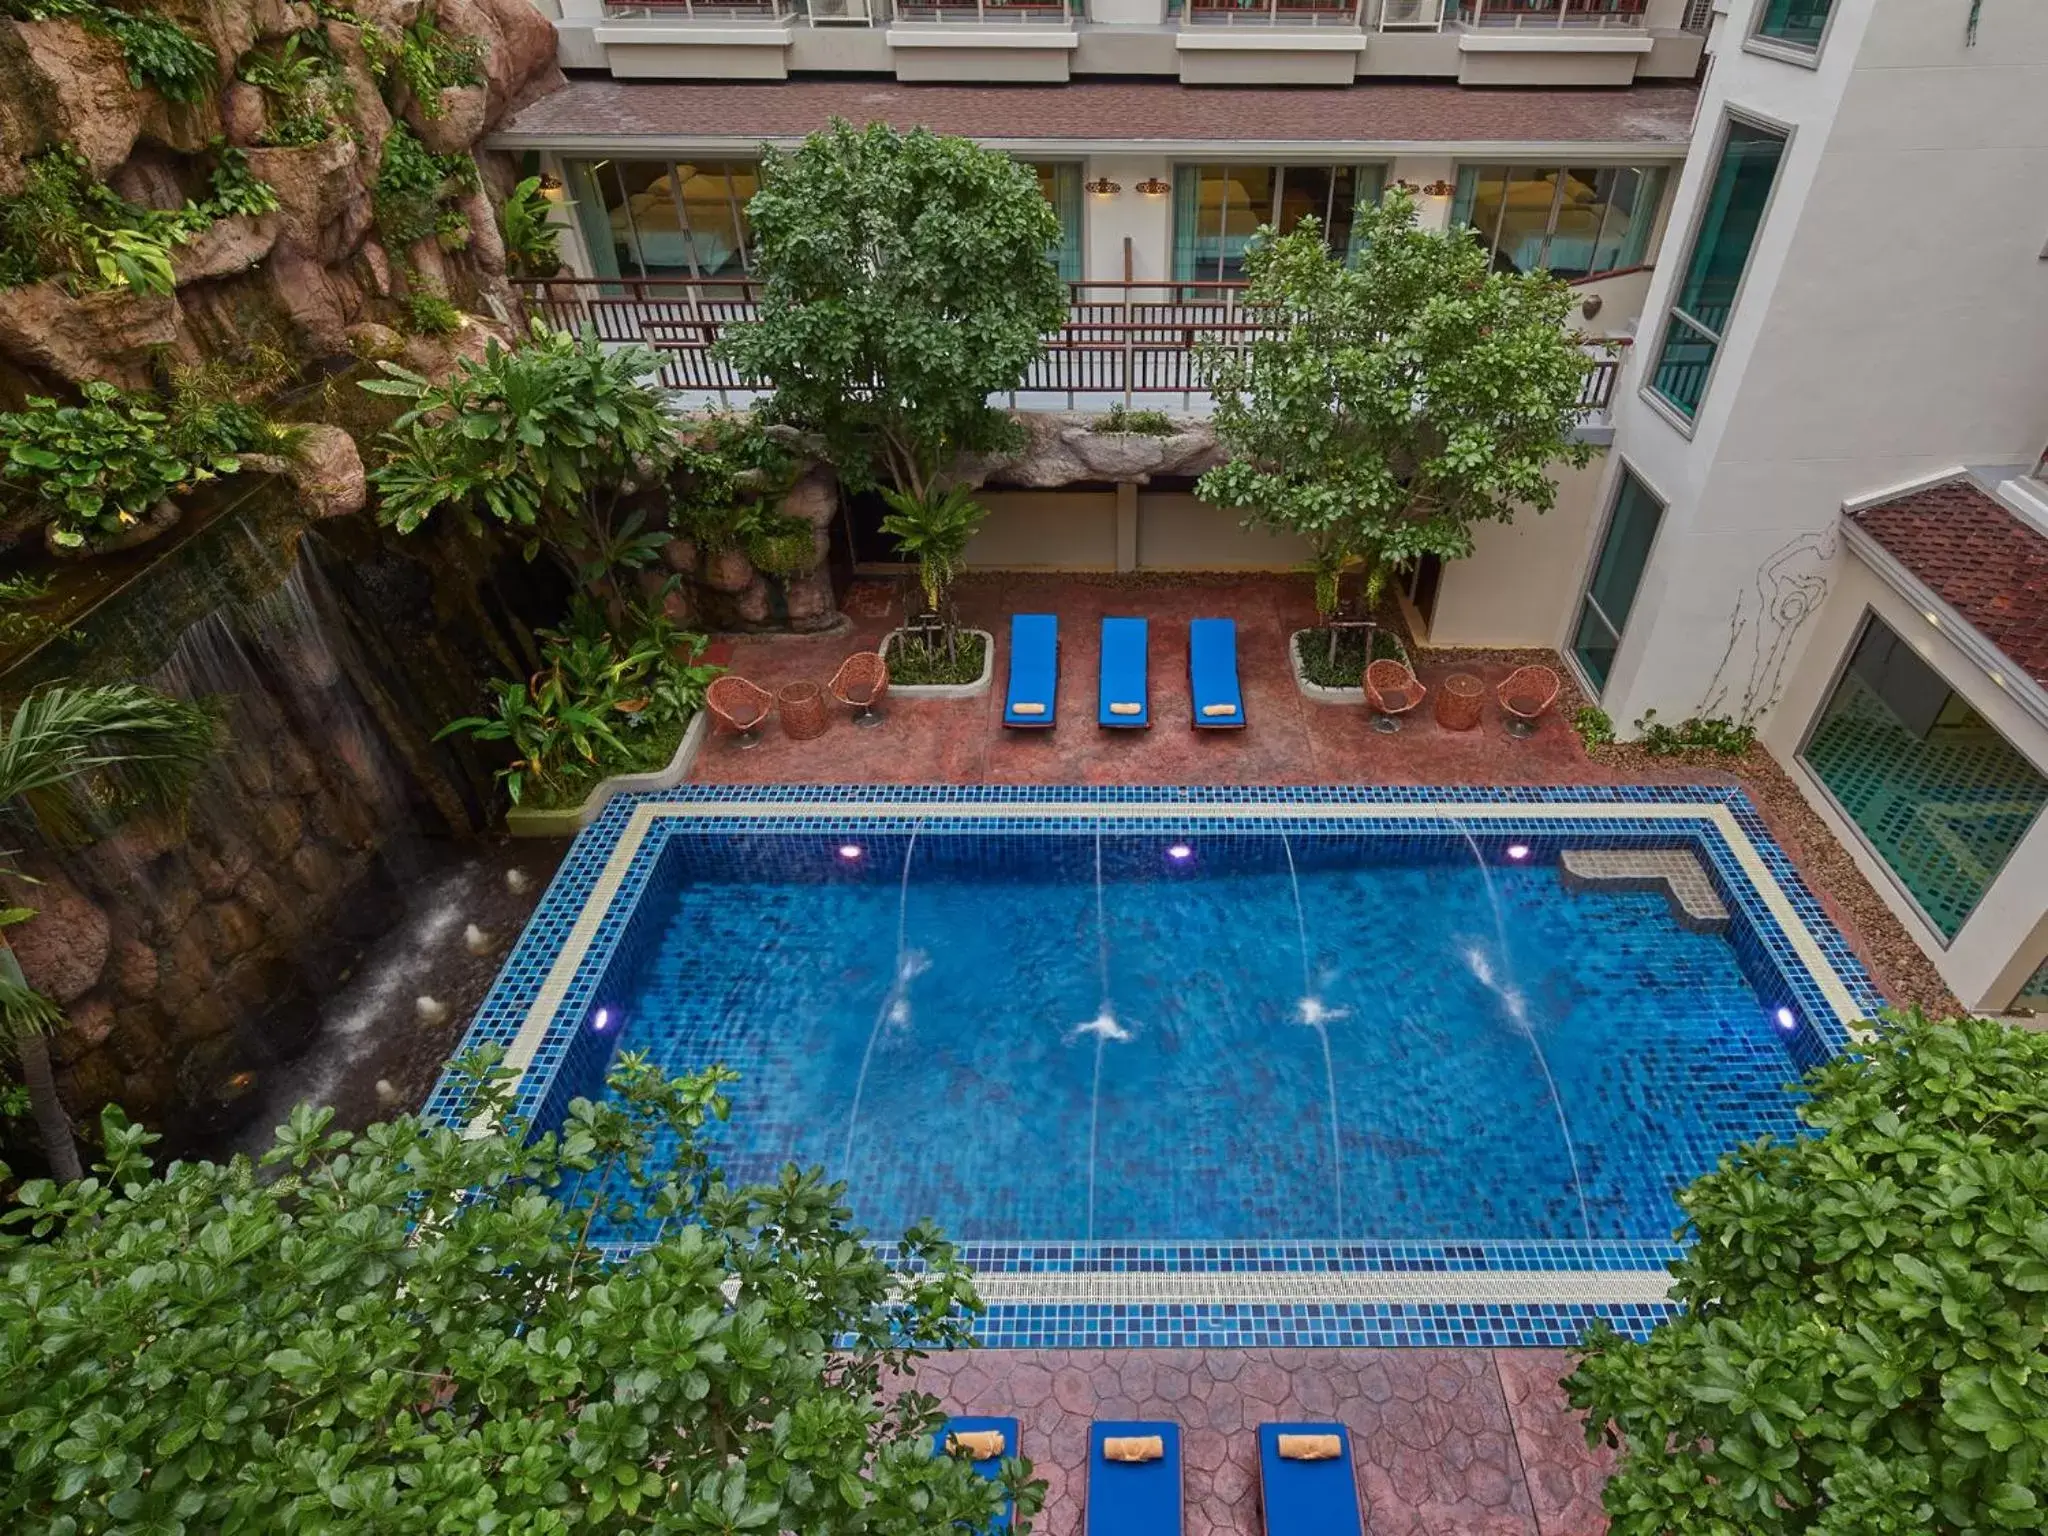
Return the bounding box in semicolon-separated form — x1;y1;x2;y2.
1595;0;2048;736
1427;454;1608;648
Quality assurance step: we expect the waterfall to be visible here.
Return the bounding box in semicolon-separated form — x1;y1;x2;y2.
1281;833;1346;1243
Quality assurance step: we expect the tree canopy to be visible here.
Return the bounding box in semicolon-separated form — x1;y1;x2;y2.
718;120;1069;499
0;1050;1044;1534
1567;1010;2048;1535
1197;191;1599;618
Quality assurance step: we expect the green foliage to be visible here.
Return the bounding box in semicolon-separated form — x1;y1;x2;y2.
399;286;461;335
358;10;482;115
719;120;1068;498
1632;708;1756;756
1291;625;1408;689
499;173;565;278
668;412;799;544
0;0;217;101
439;592;721;807
0;1048;1046;1533
0;143;278;296
878;482;987;620
362;322;678;604
0;681;214;852
0;382;249;550
1572;704;1616;750
1567;1010;2048;1535
743;518;818;578
885;626;987;687
238;30;347;146
1092;404;1176;436
371;123;477;249
1197;191;1597;625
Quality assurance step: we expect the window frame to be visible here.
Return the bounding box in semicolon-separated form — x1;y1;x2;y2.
1744;0;1838;68
1451;161;1671;280
1639;108;1795;437
561;156;761;287
1793;606;2048;951
1565;457;1669;701
1170;162;1386;284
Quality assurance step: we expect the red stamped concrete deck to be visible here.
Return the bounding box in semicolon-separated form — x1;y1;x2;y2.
905;1347;1613;1536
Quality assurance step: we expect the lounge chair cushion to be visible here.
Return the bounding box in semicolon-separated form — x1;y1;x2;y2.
1088;1421;1181;1536
936;1416;1021;1532
1098;617;1149;728
1103;1436;1165;1463
1109;701;1142;716
948;1430;1006;1461
1188;617;1244;729
1201;703;1238;718
1259;1423;1361;1536
1006;614;1059;728
1277;1434;1341;1461
1011;702;1046;716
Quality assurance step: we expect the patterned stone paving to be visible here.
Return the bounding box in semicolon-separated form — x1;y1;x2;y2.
903;1347;1610;1535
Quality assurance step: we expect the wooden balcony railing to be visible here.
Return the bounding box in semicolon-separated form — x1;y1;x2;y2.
599;0;798;19
516;277;1628;415
1455;0;1647;27
1183;0;1368;28
890;0;1079;22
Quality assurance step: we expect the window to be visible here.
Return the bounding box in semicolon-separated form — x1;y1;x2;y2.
562;157;759;288
1570;466;1664;693
1752;0;1832;52
1171;164;1385;282
1800;615;2047;941
1648;119;1787;421
1450;165;1668;280
1030;162;1084;282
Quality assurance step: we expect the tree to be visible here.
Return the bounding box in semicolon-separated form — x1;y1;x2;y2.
1566;1010;2048;1536
1196;191;1598;648
719;120;1069;503
0;1048;1048;1535
363;322;679;612
0;683;213;1181
878;483;987;643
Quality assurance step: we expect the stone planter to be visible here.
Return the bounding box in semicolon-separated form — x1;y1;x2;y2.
880;627;996;699
1288;627;1411;704
504;711;709;839
45;497;181;558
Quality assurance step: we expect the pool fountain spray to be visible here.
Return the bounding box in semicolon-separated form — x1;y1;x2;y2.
1281;833;1347;1242
840;830;921;1173
1454;826;1595;1241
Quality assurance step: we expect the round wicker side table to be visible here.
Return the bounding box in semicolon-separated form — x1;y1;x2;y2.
1435;672;1484;732
777;681;828;741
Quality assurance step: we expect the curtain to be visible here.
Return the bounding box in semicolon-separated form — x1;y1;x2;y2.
563;159;628;285
1344;165;1387;265
1171;167;1205;283
1050;163;1084;281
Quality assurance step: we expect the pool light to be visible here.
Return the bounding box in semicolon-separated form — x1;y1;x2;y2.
592;1007;611;1032
837;843;864;861
1166;843;1194;862
1506;844;1530;861
1774;1006;1797;1031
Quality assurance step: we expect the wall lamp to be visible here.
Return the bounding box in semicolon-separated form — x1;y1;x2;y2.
1085;177;1122;197
1136;177;1172;197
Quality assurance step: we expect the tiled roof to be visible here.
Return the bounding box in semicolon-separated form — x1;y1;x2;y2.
493;78;1701;149
1850;479;2048;691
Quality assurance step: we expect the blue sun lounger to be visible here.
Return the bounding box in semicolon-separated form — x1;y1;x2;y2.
935;1416;1021;1532
1098;617;1150;728
1188;618;1244;729
1005;614;1058;729
1258;1424;1363;1536
1087;1422;1182;1536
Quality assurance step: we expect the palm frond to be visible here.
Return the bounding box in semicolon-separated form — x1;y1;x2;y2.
0;959;63;1048
0;683;216;846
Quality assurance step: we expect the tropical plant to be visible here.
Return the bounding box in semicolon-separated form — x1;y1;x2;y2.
371;123;478;249
1567;1010;2048;1536
358;10;483;115
363;322;677;609
439;594;720;807
239;31;345;146
1632;708;1757;757
399;286;462;335
719;120;1068;501
1571;704;1616;750
0;1047;1046;1533
1093;404;1176;436
1197;191;1598;641
878;482;987;655
0;382;248;550
0;683;213;1180
498;173;565;277
0;0;217;101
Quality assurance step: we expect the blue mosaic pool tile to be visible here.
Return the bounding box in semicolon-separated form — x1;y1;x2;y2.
973;1301;1674;1348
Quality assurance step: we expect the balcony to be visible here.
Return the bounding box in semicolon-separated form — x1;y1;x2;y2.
1181;0;1368;28
888;0;1079;21
599;0;800;18
1455;0;1647;26
518;276;1628;426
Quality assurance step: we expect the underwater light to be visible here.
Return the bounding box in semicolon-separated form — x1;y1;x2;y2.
1506;844;1530;861
593;1008;611;1032
1166;843;1193;861
1775;1007;1797;1031
837;843;864;860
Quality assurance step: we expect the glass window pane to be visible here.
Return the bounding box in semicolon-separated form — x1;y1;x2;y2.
677;162;746;281
1338;165;1382;263
613;160;688;278
1494;168;1560;275
1031;162;1083;281
1571;600;1620;693
1458;167;1509;268
563;158;631;281
725;162;759;274
1584;469;1663;633
1650;310;1720;419
1674;121;1786;335
1756;0;1831;48
1215;165;1273;281
1276;165;1333;239
1544;167;1608;281
1802;616;2048;940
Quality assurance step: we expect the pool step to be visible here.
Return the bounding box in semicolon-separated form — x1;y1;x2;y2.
1559;848;1729;933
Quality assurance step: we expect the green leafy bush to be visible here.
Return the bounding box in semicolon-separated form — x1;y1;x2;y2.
885;626;987;687
1292;625;1407;689
238;30;347;146
370;123;477;248
0;0;217;101
439;592;722;807
399;287;461;335
0;1050;1044;1532
498;173;564;277
1633;707;1756;756
1567;1010;2048;1535
356;11;482;114
744;517;818;578
1093;404;1176;436
1572;704;1616;749
0;382;248;549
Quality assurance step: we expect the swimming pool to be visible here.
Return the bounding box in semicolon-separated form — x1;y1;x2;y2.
434;787;1882;1347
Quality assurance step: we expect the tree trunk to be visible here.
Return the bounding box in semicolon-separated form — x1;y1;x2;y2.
16;1028;81;1184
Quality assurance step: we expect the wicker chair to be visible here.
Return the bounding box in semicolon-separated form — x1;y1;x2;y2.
1497;663;1561;739
706;675;774;748
1364;659;1427;734
828;651;889;728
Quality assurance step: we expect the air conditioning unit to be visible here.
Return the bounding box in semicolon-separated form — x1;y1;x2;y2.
809;0;875;21
1378;0;1443;23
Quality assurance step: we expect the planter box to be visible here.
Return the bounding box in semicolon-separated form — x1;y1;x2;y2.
880;627;995;699
1288;627;1411;705
505;711;709;839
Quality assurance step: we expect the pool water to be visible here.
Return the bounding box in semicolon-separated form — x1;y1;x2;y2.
585;831;1805;1248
